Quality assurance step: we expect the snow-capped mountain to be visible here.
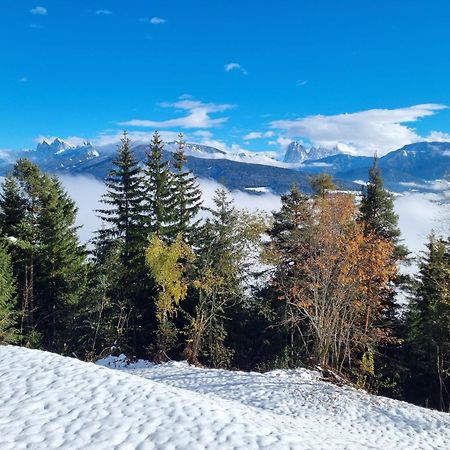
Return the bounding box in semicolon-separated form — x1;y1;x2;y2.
31;138;100;164
283;141;341;163
164;141;227;158
283;141;308;163
0;138;448;195
36;138;73;155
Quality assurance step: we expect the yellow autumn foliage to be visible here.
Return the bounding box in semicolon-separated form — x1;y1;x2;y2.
145;234;194;322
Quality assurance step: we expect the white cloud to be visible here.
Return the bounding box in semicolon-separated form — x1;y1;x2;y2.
19;77;28;83
119;98;235;129
270;104;448;156
224;63;248;75
30;6;47;15
394;192;449;258
140;17;166;25
296;80;308;86
426;130;450;142
59;175;105;244
192;130;213;139
243;131;274;140
96;10;112;15
29;23;44;29
0;149;15;164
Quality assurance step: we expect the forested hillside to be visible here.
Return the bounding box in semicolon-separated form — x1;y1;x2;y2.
0;132;449;411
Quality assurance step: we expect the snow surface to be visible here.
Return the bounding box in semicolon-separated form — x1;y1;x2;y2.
1;346;450;450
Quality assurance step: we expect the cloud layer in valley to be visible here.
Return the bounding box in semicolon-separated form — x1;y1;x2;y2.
59;175;447;276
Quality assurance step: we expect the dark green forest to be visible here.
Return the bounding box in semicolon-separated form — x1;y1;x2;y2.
0;132;448;412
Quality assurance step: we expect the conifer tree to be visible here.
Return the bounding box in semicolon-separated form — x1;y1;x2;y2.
36;175;87;353
359;156;408;394
169;134;203;241
0;241;19;344
0;159;86;352
309;173;336;197
74;238;129;360
96;133;149;355
360;156;407;258
405;234;450;410
185;189;265;367
97;132;146;271
144;131;173;239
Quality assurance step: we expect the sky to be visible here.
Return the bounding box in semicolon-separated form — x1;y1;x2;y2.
2;0;450;156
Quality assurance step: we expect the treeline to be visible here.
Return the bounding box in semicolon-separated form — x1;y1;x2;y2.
0;132;448;411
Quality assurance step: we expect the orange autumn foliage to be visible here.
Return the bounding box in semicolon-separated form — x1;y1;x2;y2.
271;192;397;371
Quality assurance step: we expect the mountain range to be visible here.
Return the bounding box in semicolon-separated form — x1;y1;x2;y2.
0;138;448;195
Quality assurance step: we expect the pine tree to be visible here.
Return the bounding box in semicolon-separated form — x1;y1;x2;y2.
0;241;19;344
169;134;203;241
185;189;265;367
360;156;407;258
35;175;87;353
264;186;314;367
73;238;129;360
0;160;45;345
0;176;27;237
96;133;149;355
97;132;146;271
359;156;408;394
0;159;86;352
144;131;173;239
309;173;336;197
405;234;450;410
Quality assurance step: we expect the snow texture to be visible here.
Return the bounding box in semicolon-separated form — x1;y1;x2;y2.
1;346;449;449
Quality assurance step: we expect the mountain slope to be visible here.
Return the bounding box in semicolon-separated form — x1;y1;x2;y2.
299;141;450;191
43;143;356;194
1;139;448;194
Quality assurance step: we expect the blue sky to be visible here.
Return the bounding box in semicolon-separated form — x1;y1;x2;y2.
2;0;450;156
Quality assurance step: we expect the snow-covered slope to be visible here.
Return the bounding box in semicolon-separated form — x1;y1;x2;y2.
1;347;450;450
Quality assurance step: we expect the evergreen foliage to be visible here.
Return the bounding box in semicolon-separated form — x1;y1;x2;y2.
169;134;203;241
1;133;445;414
96;133;150;356
144;131;173;239
309;173;336;197
360;156;407;259
0;241;19;344
404;234;450;410
0;159;86;352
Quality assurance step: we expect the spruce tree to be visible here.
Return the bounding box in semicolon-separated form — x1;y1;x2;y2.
96;133;149;355
309;173;336;197
360;156;406;394
0;160;45;346
143;131;174;239
185;189;265;367
405;234;450;410
169;134;203;241
0;241;19;344
266;185;315;367
97;132;146;271
360;156;407;258
35;175;87;353
0;159;86;352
